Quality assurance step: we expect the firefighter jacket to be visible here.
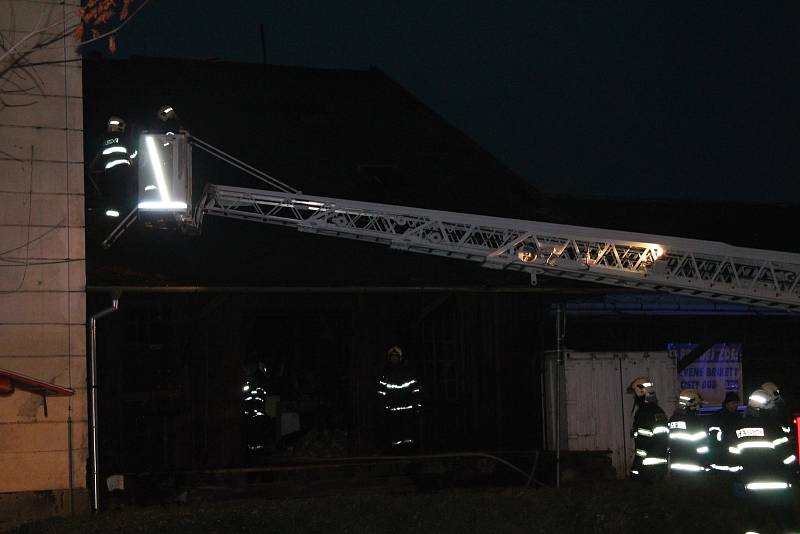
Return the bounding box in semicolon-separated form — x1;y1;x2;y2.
242;378;272;451
729;413;795;492
100;133;133;171
378;365;422;414
96;132;137;217
377;365;422;448
707;407;742;471
668;408;709;473
630;401;669;477
768;399;796;457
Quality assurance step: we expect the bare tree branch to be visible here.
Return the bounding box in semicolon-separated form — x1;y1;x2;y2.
0;96;37;109
0;15;76;65
0;75;36;94
0;0;150;93
75;0;151;48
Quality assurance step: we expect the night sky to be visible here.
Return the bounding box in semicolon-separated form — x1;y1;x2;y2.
98;1;800;203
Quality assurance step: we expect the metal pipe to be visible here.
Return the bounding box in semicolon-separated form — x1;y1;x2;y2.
67;415;74;515
189;136;299;193
539;353;547;451
89;294;120;512
555;304;564;488
87;285;626;295
122;451;545;486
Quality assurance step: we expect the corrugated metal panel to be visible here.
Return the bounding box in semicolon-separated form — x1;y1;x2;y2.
591;357;626;473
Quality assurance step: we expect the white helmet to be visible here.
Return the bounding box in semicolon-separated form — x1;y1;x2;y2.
157;104;177;122
106;116;126;133
748;389;775;410
677;389;702;410
761;382;781;398
628;377;655;399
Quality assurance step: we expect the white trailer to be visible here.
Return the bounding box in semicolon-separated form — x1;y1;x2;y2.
544;350;678;478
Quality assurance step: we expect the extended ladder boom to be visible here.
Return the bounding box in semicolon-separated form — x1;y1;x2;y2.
189;184;800;312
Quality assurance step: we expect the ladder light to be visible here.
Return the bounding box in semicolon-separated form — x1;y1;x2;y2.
517;245;537;263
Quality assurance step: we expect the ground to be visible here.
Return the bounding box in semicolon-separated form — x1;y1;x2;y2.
9;477;787;534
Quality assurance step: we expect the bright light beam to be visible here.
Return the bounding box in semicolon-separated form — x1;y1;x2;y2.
145;136;170;203
138;201;187;210
138;137;187;211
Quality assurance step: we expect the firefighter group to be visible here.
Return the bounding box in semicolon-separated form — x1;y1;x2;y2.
629;377;796;532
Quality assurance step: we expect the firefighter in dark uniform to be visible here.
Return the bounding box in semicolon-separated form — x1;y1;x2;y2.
628;376;669;481
377;346;422;452
731;389;797;533
95;116;137;219
708;391;742;473
242;361;274;456
668;388;709;476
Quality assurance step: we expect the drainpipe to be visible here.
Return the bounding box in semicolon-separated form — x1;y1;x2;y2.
89;293;120;512
67;413;74;515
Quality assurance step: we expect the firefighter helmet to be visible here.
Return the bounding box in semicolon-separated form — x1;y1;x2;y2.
761;381;781;398
157;104;177;122
677;389;702;410
387;346;403;361
627;377;655;398
106;116;126;133
747;389;775;410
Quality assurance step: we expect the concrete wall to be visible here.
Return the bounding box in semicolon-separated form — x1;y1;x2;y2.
0;0;87;527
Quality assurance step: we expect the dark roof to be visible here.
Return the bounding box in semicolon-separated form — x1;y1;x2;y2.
546;194;799;254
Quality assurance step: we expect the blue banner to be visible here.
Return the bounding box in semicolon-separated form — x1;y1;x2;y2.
667;343;743;406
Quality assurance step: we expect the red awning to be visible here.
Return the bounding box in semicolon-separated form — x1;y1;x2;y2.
0;368;74;397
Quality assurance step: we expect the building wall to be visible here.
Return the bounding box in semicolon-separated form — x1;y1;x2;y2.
0;0;87;525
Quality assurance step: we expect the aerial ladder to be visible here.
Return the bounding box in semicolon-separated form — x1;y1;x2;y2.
90;127;800;502
106;131;800;313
